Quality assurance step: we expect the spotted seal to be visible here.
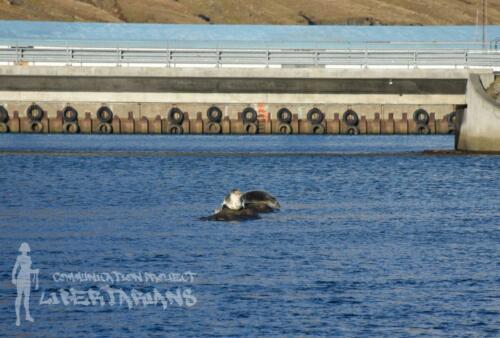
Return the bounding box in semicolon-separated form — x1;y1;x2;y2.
201;189;280;222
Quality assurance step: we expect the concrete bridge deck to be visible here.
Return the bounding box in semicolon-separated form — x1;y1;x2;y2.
0;66;469;105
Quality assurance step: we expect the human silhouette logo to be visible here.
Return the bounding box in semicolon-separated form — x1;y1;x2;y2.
11;242;39;327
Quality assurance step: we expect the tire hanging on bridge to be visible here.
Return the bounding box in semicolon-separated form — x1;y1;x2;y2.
206;122;222;134
417;124;431;135
97;106;113;123
278;123;292;134
98;122;113;134
244;122;258;134
169;125;184;134
62;106;78;122
413;109;429;125
27;104;44;121
207;106;223;123
311;124;325;134
277;108;292;134
0;106;9;123
242;107;257;123
307;108;324;124
346;126;360;135
343;109;359;126
0;122;8;133
277;108;292;124
62;105;80;133
447;111;457;133
168;107;185;125
30;121;43;133
413;108;430;134
63;122;80;134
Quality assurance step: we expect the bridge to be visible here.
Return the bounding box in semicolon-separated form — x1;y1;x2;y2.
0;21;499;150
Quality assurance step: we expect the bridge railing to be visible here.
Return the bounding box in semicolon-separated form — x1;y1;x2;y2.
0;44;498;68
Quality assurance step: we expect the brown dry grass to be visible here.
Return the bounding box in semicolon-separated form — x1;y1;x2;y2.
0;0;499;25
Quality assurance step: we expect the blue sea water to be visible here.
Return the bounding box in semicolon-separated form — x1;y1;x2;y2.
0;135;498;337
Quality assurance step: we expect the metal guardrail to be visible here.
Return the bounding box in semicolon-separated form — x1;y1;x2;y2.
0;46;499;68
1;38;499;49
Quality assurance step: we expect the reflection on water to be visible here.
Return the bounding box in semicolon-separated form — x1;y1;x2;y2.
0;135;498;337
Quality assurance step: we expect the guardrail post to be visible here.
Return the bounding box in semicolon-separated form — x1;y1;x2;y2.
116;49;122;66
66;47;70;65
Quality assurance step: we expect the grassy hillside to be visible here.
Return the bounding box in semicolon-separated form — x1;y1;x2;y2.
0;0;499;25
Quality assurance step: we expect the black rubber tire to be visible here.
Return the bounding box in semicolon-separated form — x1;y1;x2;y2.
277;108;292;124
346;126;360;135
206;122;222;134
169;125;184;134
447;128;455;134
307;108;324;124
63;122;79;134
30;121;43;133
244;122;258;134
242;107;257;123
447;111;457;126
311;124;325;134
413;109;429;125
343;109;359;126
416;125;431;135
97;122;113;134
278;123;292;134
207;106;223;123
0;106;8;123
96;106;113;123
168;107;184;125
62;106;78;122
27;104;44;121
0;122;8;133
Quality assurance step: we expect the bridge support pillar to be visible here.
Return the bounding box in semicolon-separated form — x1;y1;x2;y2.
456;73;500;152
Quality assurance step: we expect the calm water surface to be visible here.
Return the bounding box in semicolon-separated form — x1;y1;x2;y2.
0;135;498;337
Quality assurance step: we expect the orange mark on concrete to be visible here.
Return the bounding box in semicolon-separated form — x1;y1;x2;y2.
257;103;269;122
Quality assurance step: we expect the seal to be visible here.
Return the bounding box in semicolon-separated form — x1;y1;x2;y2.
241;191;280;212
201;189;280;222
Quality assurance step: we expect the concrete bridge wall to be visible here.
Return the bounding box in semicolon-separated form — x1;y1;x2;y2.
0;65;479;135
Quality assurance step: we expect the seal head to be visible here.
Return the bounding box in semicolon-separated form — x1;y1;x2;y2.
222;189;244;210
